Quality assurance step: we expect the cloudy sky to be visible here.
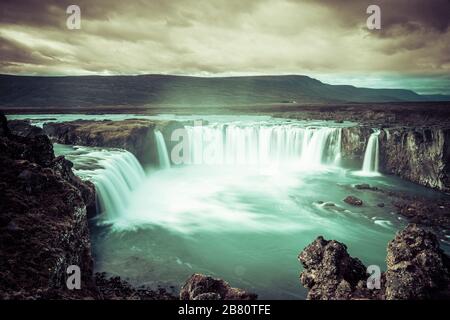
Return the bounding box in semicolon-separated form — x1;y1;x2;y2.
1;0;449;94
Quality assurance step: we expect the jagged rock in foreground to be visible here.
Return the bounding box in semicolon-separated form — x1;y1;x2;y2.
43;119;184;166
0;117;97;299
385;224;450;299
299;224;450;300
180;274;257;300
298;237;376;300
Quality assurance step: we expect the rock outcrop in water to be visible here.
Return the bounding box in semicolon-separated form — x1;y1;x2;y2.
180;274;257;300
299;224;450;300
298;237;375;300
343;195;363;206
43;119;184;166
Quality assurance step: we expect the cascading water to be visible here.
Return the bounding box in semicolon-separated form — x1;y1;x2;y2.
91;151;146;219
155;130;171;169
184;123;342;168
54;145;146;220
49;116;446;300
361;130;381;174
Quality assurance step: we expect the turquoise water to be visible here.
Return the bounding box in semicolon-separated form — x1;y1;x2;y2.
47;115;450;299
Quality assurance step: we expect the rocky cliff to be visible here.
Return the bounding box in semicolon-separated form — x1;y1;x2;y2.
379;127;450;192
0;114;97;299
43;119;184;166
341;126;373;160
341;126;450;192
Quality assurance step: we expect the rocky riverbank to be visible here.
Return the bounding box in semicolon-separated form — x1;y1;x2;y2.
299;224;450;300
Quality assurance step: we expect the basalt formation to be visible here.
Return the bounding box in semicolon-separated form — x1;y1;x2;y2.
299;224;450;300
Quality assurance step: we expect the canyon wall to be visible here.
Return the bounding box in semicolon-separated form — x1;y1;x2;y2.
378;127;450;192
342;126;450;193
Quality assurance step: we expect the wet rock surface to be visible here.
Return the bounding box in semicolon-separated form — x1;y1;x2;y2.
299;224;450;300
180;274;257;300
343;195;363;206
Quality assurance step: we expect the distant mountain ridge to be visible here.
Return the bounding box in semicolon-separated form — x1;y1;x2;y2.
0;74;448;108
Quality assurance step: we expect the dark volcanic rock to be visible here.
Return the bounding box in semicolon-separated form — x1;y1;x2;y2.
392;195;450;228
51;155;96;213
43;119;184;166
385;224;450;300
298;236;371;300
344;195;363;206
0;114;97;299
299;224;450;300
379;127;450;192
7;120;44;138
180;274;257;300
95;273;176;300
341;126;372;160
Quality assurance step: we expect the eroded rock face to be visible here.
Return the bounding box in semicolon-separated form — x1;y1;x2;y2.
43;119;184;166
180;274;257;300
379;127;450;192
298;236;371;300
341;125;450;192
385;224;450;300
341;126;372;160
0;115;97;299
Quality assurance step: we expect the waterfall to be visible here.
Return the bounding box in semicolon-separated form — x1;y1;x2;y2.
362;130;381;174
155;130;171;169
184;124;342;168
72;149;146;219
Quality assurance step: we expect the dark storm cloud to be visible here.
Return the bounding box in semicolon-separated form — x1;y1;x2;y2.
0;0;448;81
299;0;450;33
